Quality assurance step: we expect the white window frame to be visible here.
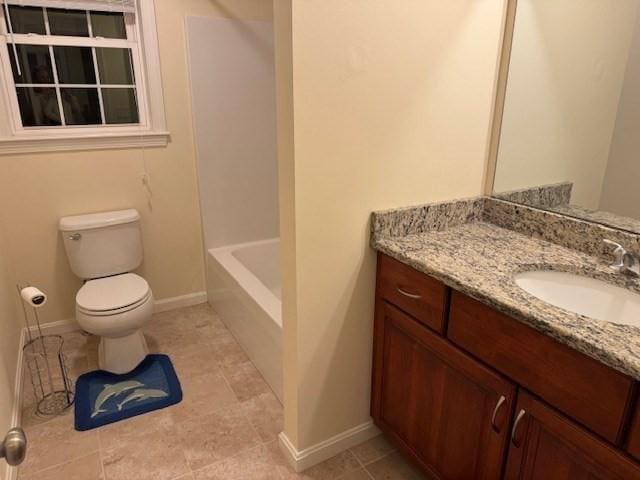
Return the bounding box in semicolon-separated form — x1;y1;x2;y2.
0;0;168;154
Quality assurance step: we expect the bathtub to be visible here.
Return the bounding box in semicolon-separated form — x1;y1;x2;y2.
207;238;282;400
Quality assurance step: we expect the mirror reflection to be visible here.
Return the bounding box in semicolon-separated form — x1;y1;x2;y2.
493;0;640;233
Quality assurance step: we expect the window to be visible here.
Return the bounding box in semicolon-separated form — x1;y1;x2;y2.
0;0;168;153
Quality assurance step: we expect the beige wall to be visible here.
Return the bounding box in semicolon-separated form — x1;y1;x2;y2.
600;13;640;218
0;220;22;480
273;0;298;444
493;0;639;209
0;0;273;324
276;0;508;450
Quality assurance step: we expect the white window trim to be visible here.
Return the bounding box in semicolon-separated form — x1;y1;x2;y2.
0;0;168;154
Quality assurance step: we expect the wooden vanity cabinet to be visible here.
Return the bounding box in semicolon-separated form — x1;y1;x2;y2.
372;253;640;480
448;291;633;444
372;301;516;479
628;401;640;461
504;392;640;480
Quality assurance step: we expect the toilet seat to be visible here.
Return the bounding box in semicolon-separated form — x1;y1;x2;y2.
77;273;151;316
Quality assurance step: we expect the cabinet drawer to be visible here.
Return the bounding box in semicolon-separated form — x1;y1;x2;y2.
448;291;634;444
628;400;640;461
376;253;448;333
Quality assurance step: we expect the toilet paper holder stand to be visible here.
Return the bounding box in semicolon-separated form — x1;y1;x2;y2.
17;284;75;416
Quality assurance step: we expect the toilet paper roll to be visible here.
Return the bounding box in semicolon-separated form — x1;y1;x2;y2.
20;287;47;308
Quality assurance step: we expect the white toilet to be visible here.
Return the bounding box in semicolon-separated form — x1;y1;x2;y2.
59;209;154;374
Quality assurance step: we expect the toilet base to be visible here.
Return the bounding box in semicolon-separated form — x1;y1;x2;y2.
98;330;149;374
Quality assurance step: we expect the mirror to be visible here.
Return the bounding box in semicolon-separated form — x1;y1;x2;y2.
492;0;640;234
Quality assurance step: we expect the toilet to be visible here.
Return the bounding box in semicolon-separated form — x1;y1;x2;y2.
59;209;154;374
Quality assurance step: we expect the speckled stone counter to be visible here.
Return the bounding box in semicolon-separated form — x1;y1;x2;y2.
371;202;640;380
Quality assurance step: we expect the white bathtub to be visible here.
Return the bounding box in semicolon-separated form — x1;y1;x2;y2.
207;238;282;400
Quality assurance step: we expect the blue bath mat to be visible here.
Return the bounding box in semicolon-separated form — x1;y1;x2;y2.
74;354;182;431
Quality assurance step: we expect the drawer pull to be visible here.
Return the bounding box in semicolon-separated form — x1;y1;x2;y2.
491;395;506;433
396;286;422;299
511;409;527;447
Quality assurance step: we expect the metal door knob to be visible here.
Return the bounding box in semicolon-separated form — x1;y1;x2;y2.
0;428;27;466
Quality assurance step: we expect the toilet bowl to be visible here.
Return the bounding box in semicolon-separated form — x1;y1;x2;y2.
76;273;153;374
59;209;154;375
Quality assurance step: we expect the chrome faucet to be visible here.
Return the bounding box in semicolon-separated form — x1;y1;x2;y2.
604;239;640;277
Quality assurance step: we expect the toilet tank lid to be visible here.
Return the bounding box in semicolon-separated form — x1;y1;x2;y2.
59;209;140;232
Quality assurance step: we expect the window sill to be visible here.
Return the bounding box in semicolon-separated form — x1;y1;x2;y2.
0;130;170;155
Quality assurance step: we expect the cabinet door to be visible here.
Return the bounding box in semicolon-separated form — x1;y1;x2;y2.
371;301;515;480
505;392;640;480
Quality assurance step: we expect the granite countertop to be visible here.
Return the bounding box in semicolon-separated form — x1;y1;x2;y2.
373;221;640;380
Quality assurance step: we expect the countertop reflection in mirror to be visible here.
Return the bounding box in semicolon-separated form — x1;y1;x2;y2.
490;0;640;235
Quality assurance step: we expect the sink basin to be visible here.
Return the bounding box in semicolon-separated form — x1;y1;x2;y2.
514;270;640;327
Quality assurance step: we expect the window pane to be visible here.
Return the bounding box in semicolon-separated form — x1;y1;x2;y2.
90;11;126;39
102;88;138;124
5;6;46;35
8;45;54;84
47;8;89;37
96;48;134;84
16;87;61;126
61;88;101;125
54;47;96;84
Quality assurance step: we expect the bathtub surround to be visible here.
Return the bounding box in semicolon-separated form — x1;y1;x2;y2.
274;0;509;470
187;15;279;250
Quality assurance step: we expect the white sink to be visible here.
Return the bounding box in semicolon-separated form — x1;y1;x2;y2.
514;270;640;327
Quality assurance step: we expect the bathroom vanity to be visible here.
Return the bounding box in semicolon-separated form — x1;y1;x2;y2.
370;199;640;480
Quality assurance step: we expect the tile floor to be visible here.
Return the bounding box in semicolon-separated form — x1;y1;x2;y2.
18;304;427;480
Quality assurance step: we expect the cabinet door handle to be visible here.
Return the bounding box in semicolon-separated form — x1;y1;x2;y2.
396;286;422;299
491;395;506;433
511;409;527;448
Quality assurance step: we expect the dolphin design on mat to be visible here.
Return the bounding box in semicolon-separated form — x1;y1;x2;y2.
91;380;145;418
117;388;169;411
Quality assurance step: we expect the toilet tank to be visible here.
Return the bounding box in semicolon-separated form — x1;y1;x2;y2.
59;209;143;280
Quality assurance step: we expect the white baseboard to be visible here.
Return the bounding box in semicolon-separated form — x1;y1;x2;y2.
153;291;208;313
26;318;79;337
278;420;381;472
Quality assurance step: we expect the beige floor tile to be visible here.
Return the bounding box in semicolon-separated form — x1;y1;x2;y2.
21;401;73;428
98;408;175;451
222;361;272;402
340;469;373;480
18;452;104;480
176;403;261;470
210;333;250;368
19;415;99;475
264;440;361;480
101;427;190;480
350;435;396;465
169;371;239;422
365;452;427;480
192;444;281;480
241;391;283;443
297;451;362;480
170;344;222;380
145;309;214;354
